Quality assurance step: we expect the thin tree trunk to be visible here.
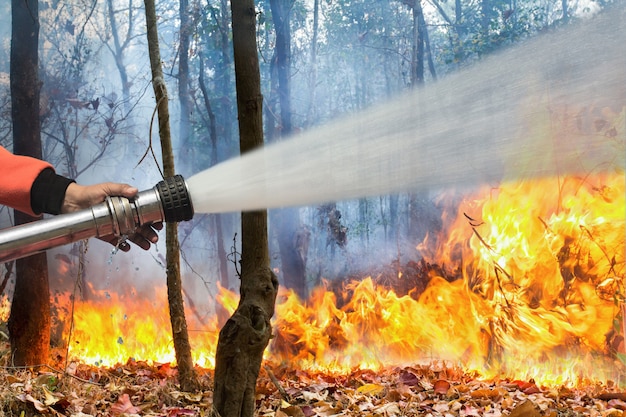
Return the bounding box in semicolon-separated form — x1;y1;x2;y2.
305;0;319;127
106;0;133;112
418;10;437;81
213;1;278;416
179;0;193;163
270;0;307;300
410;0;425;87
8;0;51;368
198;54;230;324
144;0;198;392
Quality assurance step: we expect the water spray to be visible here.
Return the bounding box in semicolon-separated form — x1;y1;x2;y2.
1;9;625;262
0;175;193;263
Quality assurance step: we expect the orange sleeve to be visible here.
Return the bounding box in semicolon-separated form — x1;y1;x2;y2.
0;146;54;216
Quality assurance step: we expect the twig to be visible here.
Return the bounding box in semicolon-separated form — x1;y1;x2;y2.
227;233;241;279
264;365;290;401
463;212;484;227
0;363;102;386
0;260;14;296
136;95;165;178
63;241;90;383
580;225;616;275
597;392;626;401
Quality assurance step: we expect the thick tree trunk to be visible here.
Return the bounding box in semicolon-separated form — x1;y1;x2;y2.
144;0;198;392
8;0;51;367
213;2;278;416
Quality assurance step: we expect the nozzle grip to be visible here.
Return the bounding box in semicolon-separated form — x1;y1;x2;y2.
155;175;194;223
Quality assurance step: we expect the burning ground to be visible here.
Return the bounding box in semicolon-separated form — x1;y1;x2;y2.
55;171;626;383
0;165;624;415
2;351;626;416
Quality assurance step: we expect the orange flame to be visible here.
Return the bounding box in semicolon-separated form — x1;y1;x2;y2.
270;171;625;385
60;283;240;369
17;101;626;386
51;168;625;386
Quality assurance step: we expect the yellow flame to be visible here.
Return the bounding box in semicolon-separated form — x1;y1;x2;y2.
15;102;626;387
47;167;624;387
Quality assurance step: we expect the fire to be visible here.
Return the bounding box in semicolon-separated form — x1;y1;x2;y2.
59;283;240;369
270;171;624;385
49;169;624;386
5;102;622;386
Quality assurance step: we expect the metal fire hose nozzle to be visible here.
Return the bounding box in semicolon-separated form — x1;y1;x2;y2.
0;175;194;264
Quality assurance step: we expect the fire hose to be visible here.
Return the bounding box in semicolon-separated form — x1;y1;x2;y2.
0;175;194;263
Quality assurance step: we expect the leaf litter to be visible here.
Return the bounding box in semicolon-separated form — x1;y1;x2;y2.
2;343;626;417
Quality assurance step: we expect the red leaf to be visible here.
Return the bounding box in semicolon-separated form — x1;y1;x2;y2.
167;408;197;416
111;393;140;415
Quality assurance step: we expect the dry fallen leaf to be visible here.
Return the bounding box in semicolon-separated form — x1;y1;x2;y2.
433;379;450;395
16;393;47;412
509;400;541;417
110;393;141;415
356;383;385;396
281;405;306;417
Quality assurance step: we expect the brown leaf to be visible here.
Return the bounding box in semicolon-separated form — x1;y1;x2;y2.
608;399;626;410
5;375;21;384
470;388;491;398
281;405;306;417
509;400;541;417
166;408;199;416
16;393;47;412
523;383;541;395
433;379;450;395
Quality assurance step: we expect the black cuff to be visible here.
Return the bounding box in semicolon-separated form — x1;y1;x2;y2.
31;168;75;215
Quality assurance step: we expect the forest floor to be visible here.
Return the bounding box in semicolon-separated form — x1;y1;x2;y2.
1;345;626;417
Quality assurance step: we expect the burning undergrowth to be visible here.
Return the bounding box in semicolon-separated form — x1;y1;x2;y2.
0;167;624;415
24;171;626;384
2;351;626;416
269;173;625;385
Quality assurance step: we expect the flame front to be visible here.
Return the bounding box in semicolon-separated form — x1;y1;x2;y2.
59;169;624;385
270;171;625;384
56;101;625;386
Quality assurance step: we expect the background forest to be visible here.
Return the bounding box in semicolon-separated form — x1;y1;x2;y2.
0;0;615;316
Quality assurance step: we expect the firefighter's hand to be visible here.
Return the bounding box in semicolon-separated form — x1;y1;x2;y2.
62;182;163;251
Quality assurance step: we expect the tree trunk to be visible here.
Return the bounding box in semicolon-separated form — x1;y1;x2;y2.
179;0;193;163
216;0;237;294
305;0;319;127
270;0;307;300
8;0;51;368
144;0;198;392
410;0;425;87
198;54;230;324
213;2;278;416
106;0;134;113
